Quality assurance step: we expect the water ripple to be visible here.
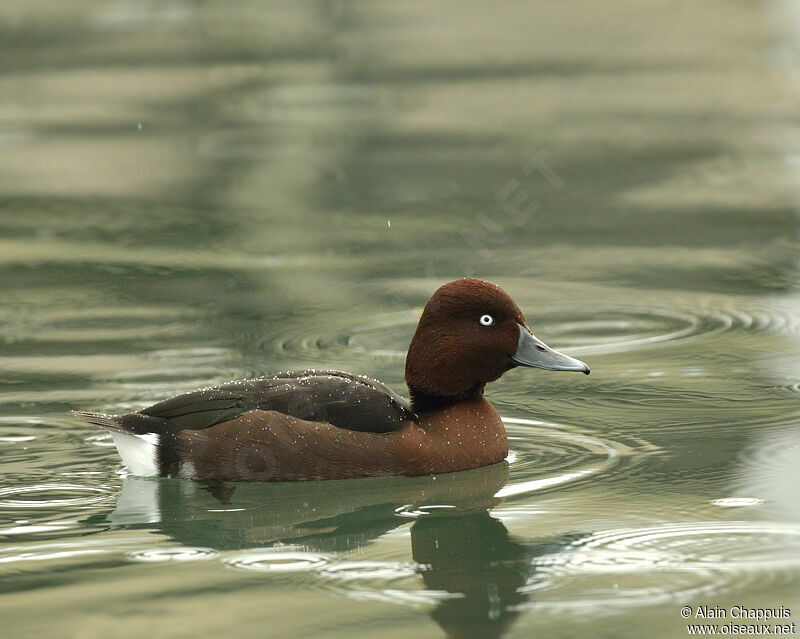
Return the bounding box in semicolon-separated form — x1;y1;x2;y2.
257;299;799;372
224;547;333;574
497;417;657;499
0;484;113;510
315;560;436;606
539;301;800;356
318;560;420;583
0;416;75;445
0;538;139;576
518;521;800;611
259;310;414;366
127;546;219;563
1;305;196;347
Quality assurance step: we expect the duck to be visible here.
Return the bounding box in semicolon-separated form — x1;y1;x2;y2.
74;278;589;482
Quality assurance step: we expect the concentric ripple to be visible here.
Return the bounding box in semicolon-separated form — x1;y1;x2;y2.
318;560;420;582
538;305;705;355
518;522;800;611
224;549;432;606
0;416;77;446
0;538;140;577
536;301;800;356
314;560;448;606
224;547;332;574
496;417;656;499
127;546;218;563
0;484;113;510
2;306;192;344
0;300;222;392
260;310;416;366
258;298;800;371
0;416;126;480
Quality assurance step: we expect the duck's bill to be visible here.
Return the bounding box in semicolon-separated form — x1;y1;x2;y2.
510;324;590;375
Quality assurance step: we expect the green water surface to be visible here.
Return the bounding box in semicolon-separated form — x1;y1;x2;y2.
1;2;799;638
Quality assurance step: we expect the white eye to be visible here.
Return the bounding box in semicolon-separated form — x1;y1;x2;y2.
479;314;494;326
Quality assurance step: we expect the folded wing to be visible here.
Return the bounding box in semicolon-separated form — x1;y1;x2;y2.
78;370;416;436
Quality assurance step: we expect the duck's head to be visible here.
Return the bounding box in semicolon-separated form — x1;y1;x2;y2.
405;278;589;409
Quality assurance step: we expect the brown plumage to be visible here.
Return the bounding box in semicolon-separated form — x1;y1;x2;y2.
75;278;589;481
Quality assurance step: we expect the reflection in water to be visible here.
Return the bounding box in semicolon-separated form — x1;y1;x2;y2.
100;466;553;637
411;512;531;639
107;464;508;549
91;466;800;636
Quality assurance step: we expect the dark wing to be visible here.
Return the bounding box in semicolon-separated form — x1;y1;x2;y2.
91;370;416;435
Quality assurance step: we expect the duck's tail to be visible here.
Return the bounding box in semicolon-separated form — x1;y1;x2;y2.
71;410;128;433
72;411;160;476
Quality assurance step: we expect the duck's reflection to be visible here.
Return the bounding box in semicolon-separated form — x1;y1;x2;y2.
412;511;531;639
102;463;564;638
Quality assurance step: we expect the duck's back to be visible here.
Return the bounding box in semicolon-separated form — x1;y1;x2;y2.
138;370;414;433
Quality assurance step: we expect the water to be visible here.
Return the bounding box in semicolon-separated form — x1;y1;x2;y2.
1;1;799;637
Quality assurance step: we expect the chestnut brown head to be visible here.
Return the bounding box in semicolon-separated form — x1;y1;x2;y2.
405;279;589;409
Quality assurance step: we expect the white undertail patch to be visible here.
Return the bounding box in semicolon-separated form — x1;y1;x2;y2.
110;431;159;477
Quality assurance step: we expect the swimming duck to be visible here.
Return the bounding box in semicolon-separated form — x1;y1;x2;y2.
75;279;589;481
